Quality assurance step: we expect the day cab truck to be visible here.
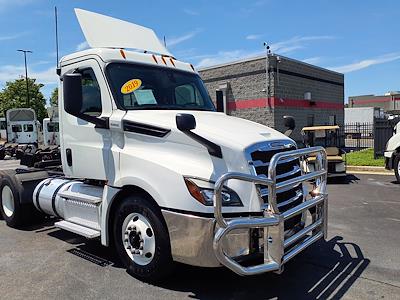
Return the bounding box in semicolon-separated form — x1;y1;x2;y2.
0;9;329;282
0;108;41;160
385;121;400;182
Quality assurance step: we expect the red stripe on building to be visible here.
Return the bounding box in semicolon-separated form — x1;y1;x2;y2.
227;97;343;110
350;97;391;104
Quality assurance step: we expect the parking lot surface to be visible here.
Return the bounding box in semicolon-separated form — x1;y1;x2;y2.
0;162;399;299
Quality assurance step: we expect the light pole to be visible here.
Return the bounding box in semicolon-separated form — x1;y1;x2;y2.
17;49;32;106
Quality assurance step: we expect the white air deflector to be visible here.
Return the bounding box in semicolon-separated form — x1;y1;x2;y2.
75;8;172;56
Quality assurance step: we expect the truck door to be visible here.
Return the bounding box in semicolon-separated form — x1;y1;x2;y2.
61;59;113;180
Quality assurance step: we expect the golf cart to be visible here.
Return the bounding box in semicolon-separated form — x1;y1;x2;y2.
301;125;346;177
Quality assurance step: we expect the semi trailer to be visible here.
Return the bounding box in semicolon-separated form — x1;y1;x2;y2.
0;9;329;282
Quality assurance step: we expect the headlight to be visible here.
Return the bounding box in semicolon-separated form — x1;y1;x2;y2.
184;177;243;207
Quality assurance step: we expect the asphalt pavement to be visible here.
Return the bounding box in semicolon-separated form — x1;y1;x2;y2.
0;163;399;299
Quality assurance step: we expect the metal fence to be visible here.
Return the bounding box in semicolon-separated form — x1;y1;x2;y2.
341;123;374;150
341;119;399;157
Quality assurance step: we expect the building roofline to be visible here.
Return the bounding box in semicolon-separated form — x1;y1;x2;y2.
198;53;343;76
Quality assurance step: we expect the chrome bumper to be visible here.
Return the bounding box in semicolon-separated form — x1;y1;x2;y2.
213;146;328;276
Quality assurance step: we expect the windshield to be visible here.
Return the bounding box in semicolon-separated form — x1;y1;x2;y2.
106;63;215;111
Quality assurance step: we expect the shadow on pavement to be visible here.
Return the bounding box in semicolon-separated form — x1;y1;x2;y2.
328;174;360;185
154;236;369;300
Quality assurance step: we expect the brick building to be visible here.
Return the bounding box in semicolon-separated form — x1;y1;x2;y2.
198;54;344;141
348;91;400;114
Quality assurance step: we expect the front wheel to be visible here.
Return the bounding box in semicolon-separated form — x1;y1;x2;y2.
113;194;174;282
394;154;400;183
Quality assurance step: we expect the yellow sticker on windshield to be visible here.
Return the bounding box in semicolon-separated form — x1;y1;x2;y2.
121;79;142;94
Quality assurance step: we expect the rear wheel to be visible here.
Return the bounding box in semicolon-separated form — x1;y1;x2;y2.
113;194;173;282
394;154;400;183
0;172;41;227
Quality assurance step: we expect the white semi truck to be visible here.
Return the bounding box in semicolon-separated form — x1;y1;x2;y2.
0;108;42;160
0;9;328;282
43;107;60;147
0;117;6;141
384;121;400;182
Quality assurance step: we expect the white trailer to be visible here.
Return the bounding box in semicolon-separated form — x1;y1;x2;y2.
0;9;328;282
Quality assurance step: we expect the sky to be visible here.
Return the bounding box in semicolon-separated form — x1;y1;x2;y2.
0;0;399;103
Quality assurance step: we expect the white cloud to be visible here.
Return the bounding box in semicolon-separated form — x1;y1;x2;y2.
0;32;27;41
269;35;335;54
329;52;400;73
0;65;58;89
302;57;323;65
246;34;262;40
167;29;202;48
195;35;335;68
0;0;35;12
76;41;89;51
183;8;199;16
196;50;264;68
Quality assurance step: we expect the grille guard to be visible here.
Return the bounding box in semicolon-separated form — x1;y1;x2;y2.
213;146;328;276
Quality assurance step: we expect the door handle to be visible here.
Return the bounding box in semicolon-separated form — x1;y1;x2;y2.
66;148;72;166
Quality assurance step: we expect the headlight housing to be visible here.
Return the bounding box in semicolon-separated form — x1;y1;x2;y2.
184;177;243;207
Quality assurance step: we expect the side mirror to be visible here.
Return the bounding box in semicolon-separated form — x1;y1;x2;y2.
284;115;295;130
216;90;224;113
176;113;196;131
63;73;83;117
63;73;108;129
283;115;295;137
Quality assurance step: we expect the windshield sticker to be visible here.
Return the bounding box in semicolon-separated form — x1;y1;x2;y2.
134;90;157;105
121;79;142;94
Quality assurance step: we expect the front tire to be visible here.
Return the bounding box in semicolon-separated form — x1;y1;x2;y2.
113;194;173;282
0;175;25;227
394;154;400;183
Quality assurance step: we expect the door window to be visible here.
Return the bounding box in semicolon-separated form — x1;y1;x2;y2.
80;68;102;117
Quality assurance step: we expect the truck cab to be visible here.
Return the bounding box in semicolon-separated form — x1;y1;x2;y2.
384;121;400;182
0;9;329;282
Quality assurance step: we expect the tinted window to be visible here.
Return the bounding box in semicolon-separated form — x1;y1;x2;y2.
23;124;34;132
12;125;22;132
107;63;215;111
80;69;102;116
47;122;59;132
0;121;5;130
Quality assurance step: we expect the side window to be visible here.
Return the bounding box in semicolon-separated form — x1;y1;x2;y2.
12;125;22;132
23;124;34;132
0;121;6;130
175;84;204;106
80;68;102;117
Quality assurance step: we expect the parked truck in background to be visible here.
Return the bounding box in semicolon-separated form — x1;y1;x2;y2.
385;121;400;182
0;9;329;282
0;108;42;160
43;107;60;147
0;117;6;141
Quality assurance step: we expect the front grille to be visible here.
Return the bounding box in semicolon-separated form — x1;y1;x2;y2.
247;142;303;231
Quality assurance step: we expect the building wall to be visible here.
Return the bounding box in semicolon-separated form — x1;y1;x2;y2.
348;94;400;113
199;54;344;142
200;57;274;127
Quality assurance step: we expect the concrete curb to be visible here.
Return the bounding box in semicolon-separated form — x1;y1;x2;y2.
346;165;394;176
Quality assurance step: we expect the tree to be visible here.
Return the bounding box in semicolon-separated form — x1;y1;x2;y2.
0;78;47;121
50;87;58;107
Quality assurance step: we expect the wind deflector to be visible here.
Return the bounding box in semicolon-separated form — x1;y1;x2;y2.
74;8;172;57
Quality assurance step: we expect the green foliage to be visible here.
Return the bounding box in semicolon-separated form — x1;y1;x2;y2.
50;87;58;107
0;78;47;121
344;148;385;166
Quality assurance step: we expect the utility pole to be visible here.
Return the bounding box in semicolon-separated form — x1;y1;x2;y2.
17;49;32;106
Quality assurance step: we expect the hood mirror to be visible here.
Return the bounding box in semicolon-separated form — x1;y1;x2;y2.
176;113;196;131
283;115;295;137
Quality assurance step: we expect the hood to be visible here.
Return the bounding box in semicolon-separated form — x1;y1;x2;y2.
123;110;294;150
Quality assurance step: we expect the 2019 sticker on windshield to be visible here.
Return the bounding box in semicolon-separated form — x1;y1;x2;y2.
121;79;142;94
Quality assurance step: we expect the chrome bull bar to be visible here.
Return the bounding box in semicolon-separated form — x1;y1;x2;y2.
213;146;328;276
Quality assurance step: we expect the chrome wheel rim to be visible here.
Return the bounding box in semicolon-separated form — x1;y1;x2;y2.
122;213;156;266
2;186;14;218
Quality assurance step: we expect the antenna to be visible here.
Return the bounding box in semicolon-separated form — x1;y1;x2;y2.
163;36;166;47
55;6;61;75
